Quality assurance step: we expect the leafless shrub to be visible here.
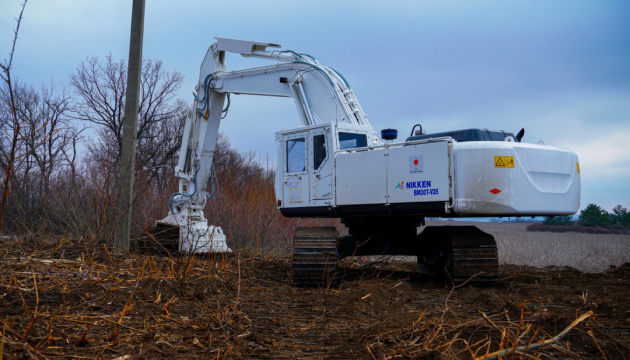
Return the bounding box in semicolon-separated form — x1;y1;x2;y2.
42;162;117;245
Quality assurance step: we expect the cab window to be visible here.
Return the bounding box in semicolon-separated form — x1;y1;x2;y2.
313;134;326;170
339;132;367;150
286;138;306;173
489;131;507;141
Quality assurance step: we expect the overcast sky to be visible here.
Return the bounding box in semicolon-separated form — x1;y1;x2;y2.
2;0;629;212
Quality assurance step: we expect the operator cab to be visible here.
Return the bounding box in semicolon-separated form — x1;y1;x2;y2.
275;123;375;213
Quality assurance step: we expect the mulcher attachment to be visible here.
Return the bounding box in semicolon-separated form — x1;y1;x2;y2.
418;226;499;286
292;227;338;286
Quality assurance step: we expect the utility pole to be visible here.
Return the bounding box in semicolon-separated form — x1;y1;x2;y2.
114;0;145;254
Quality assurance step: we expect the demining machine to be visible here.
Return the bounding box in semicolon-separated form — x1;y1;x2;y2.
155;38;581;285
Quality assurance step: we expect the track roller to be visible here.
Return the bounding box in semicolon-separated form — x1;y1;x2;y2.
292;227;338;286
418;226;499;286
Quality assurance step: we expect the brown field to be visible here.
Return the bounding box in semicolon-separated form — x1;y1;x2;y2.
428;220;630;272
1;223;630;359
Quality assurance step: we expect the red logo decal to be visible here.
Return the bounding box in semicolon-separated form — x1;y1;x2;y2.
413;159;419;165
489;188;501;194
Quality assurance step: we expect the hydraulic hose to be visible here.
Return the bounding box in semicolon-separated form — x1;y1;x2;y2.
169;162;200;214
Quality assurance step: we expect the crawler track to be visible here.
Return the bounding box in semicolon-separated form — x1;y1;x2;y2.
419;226;499;286
292;227;338;286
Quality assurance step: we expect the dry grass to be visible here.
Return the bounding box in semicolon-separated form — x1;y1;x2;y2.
428;220;630;272
2;222;630;359
2;237;625;359
496;231;630;272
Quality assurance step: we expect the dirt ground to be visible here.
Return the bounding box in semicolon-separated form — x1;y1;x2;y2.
1;238;630;359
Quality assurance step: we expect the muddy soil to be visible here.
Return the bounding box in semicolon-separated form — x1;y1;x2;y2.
1;246;629;359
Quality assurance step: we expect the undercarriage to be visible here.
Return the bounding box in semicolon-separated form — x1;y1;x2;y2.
291;217;499;286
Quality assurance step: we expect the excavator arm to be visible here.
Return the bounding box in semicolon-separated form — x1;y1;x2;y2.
156;37;376;252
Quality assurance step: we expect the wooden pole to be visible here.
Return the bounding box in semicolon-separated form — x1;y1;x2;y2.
114;0;145;254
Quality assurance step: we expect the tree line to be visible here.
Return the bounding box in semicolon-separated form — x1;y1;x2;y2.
1;53;185;233
1;51;314;254
543;204;630;231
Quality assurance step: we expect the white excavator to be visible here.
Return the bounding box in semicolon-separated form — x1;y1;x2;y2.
154;37;581;285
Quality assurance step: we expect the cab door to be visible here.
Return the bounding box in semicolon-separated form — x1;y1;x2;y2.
309;128;334;206
282;133;309;207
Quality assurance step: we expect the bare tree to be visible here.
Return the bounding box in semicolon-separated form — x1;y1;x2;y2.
70;54;187;175
0;0;28;235
19;83;80;193
0;80;81;234
137;99;186;183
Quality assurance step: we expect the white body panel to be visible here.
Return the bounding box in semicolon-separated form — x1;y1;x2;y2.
336;149;388;205
386;142;451;204
335;141;451;206
452;142;580;215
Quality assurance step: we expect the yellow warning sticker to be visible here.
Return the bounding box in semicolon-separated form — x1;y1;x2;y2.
576;162;580;173
494;156;515;168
